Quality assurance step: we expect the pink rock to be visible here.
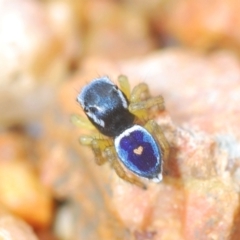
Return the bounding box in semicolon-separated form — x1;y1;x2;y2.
0;213;38;240
55;49;240;239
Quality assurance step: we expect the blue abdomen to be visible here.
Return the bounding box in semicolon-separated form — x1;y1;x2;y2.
114;125;161;179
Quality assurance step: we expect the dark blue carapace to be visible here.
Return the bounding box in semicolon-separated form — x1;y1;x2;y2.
77;76;134;137
77;76;162;182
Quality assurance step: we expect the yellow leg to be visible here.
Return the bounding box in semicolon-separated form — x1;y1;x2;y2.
144;120;169;162
127;81;165;119
80;136;112;165
71;114;95;130
117;75;131;99
127;83;149;119
130;82;150;103
129;95;165;119
104;146;147;189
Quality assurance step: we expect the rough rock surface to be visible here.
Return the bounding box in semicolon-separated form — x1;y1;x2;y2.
49;49;240;239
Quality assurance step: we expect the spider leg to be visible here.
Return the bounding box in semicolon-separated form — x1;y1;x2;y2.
80;136;112;165
117;75;131;99
104;146;147;189
144;120;169;163
130;82;150;103
129;95;165;119
126;81;165;119
71;114;95;131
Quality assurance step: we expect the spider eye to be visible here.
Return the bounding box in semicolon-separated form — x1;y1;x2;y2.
89;106;97;112
110;85;119;96
84;107;89;113
85;106;97;114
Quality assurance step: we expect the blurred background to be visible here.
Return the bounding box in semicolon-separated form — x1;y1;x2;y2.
1;0;240;239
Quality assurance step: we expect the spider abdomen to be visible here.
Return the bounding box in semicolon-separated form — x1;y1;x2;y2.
114;125;162;181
